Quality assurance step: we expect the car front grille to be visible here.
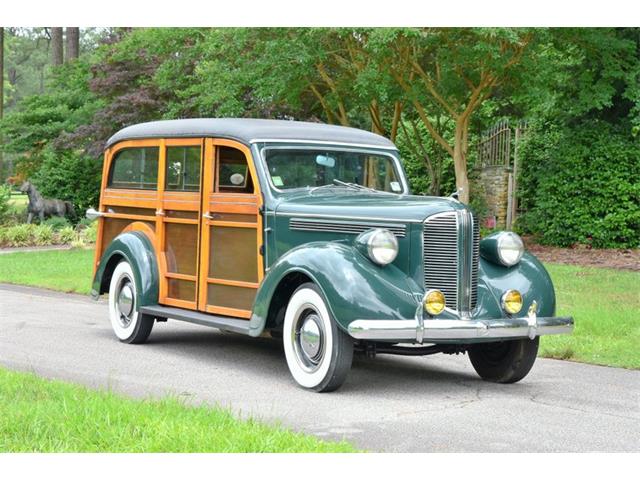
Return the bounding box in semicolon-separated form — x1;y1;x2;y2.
423;210;479;313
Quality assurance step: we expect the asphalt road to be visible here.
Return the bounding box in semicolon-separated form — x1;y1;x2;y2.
1;283;638;452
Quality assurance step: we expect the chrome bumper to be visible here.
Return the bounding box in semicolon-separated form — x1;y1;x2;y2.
347;315;574;343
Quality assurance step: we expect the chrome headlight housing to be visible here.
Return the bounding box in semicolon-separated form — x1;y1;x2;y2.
355;228;398;266
480;231;525;267
497;232;525;266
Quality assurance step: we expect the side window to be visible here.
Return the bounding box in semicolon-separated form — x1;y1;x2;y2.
108;147;159;190
166;146;201;192
217;146;254;193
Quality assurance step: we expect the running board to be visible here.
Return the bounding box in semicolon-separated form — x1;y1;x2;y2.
139;305;252;335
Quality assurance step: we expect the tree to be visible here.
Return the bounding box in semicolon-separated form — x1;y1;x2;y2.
66;27;79;61
50;27;63;65
368;28;533;203
0;27;4;181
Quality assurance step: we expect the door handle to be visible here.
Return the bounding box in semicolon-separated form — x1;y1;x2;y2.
203;212;219;220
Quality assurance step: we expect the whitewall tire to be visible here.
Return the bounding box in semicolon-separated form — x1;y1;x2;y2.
108;261;154;344
283;283;353;392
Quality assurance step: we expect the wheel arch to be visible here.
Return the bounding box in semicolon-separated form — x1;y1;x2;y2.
249;242;420;337
92;231;160;310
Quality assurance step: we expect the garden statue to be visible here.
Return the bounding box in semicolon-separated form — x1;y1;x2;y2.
20;181;75;223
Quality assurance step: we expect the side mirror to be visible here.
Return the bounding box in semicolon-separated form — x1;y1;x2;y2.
85;208;104;221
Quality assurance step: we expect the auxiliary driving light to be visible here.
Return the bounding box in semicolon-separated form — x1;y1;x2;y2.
501;289;523;315
424;289;446;316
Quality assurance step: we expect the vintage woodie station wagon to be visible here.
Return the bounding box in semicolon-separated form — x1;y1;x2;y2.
88;118;574;392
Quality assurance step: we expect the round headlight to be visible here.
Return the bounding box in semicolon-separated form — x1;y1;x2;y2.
424;289;446;316
497;232;524;266
501;289;523;315
366;229;398;265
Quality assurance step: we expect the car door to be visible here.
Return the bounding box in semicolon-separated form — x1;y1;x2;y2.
197;138;263;319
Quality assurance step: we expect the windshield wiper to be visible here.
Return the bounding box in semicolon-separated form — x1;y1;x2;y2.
309;179;361;194
309;179;397;195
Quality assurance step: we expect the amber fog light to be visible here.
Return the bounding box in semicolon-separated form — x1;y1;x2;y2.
501;290;523;315
424;289;446;316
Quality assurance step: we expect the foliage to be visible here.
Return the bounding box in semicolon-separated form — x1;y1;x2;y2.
518;120;640;248
32;150;102;213
0;185;11;223
42;216;71;231
2;27;639;246
0;222;96;247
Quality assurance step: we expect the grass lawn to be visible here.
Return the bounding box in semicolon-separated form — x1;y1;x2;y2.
0;248;94;294
0;248;638;369
8;192;28;213
0;368;355;452
540;264;640;369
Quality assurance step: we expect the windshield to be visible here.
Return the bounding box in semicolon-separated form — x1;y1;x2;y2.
263;149;404;193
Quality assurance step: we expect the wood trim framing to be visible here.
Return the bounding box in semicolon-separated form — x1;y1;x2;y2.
97;136;263;320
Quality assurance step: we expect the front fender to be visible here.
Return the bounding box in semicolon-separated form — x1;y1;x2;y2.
91;231;159;310
474;252;556;319
249;241;422;337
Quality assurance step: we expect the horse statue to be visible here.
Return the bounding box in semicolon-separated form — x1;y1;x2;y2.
20;181;75;224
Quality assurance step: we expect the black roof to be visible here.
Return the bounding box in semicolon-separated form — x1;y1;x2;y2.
105;118;396;150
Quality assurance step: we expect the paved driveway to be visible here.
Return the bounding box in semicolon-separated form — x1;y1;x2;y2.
1;283;638;452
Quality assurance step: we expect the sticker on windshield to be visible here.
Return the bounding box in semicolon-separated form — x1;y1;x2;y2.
272;176;284;187
390;181;402;192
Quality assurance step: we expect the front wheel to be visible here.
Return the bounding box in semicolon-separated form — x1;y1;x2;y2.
283;283;353;392
108;261;154;344
468;337;539;383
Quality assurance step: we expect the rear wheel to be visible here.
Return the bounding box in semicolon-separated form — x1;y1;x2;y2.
468;337;539;383
108;261;154;344
283;283;353;392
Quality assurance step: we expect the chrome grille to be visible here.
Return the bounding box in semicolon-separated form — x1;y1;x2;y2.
470;218;480;309
423;212;458;309
423;211;480;312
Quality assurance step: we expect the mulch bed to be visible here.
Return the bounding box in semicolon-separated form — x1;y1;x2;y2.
523;236;640;272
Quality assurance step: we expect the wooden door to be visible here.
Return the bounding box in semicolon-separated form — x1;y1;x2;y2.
198;139;263;319
157;139;204;309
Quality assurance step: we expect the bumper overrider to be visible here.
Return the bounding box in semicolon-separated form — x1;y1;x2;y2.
347;309;574;343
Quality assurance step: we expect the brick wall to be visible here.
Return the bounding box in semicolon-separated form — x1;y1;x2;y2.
478;166;510;229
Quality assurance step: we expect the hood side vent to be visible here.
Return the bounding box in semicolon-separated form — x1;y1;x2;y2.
289;218;406;238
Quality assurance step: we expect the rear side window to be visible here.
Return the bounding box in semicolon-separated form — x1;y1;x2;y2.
108;147;159;190
166;146;201;192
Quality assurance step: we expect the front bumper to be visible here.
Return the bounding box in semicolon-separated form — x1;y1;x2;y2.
347;315;574;343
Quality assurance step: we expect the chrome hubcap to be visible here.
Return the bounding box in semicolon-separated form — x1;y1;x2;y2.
294;309;324;371
116;280;134;327
300;315;322;359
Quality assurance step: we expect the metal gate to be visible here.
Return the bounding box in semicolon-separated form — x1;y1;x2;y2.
476;120;527;230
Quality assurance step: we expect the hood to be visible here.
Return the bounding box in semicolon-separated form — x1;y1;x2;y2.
274;190;466;223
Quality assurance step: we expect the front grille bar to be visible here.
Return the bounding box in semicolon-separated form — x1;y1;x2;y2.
423;210;479;314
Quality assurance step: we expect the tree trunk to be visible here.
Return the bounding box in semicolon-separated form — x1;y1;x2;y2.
453;120;470;204
50;27;64;65
65;27;79;61
0;27;4;182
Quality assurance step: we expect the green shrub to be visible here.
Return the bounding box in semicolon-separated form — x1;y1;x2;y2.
33;225;54;246
1;224;33;247
518;120;640;248
43;216;72;231
32;149;102;216
58;226;76;244
0;186;11;224
82;222;98;244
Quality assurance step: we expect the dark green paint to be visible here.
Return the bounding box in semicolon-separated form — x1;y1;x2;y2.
92;231;159;309
249;241;423;336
